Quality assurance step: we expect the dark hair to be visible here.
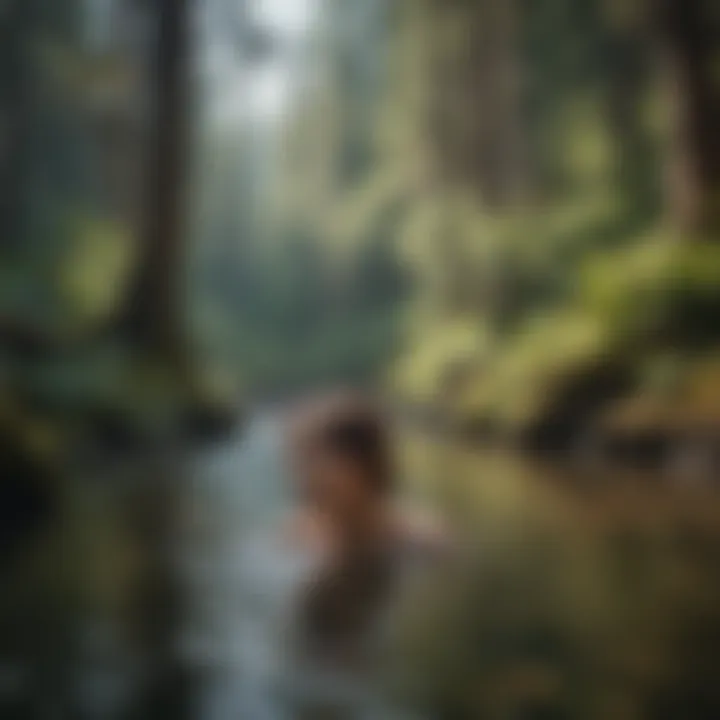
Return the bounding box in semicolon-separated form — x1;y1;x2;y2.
292;391;393;495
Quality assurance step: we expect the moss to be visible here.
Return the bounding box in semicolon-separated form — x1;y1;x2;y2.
396;232;720;445
580;238;720;348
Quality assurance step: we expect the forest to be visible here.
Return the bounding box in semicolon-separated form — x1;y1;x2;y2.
261;0;720;458
2;0;720;718
195;0;720;460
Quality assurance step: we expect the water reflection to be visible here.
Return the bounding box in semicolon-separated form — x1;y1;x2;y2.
185;412;292;718
6;408;720;719
395;434;720;719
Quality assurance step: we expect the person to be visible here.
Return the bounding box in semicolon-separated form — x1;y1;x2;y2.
278;390;449;718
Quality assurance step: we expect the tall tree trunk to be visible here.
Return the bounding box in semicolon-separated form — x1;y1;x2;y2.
472;0;531;208
655;0;720;236
604;10;655;206
123;0;193;361
121;7;203;717
425;0;531;208
0;0;34;250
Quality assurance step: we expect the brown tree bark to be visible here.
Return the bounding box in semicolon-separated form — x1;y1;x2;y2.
655;0;720;236
122;0;193;360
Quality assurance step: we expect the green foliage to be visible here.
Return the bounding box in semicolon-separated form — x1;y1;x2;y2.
56;217;135;330
381;0;720;440
196;221;409;394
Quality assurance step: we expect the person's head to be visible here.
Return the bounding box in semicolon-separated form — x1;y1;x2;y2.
285;391;393;524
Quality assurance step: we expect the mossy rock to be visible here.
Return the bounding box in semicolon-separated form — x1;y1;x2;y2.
454;311;631;449
581;238;720;349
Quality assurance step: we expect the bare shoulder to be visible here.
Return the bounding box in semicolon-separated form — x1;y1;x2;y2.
280;509;327;550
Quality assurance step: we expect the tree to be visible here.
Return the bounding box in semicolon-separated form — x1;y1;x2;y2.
655;0;720;235
122;0;193;363
0;0;34;250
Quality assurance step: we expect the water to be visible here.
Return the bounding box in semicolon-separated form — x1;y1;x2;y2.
7;408;719;718
182;411;292;717
181;411;420;719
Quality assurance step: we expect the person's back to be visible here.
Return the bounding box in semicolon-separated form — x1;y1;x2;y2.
274;392;448;718
277;518;441;718
192;394;446;719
